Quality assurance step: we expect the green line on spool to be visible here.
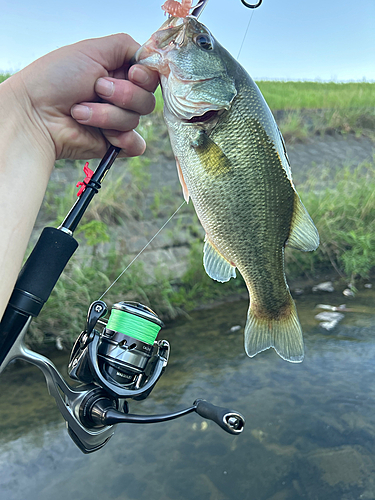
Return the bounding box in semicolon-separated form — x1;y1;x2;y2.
107;309;161;345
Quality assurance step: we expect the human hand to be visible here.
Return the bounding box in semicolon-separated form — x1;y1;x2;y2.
6;33;159;160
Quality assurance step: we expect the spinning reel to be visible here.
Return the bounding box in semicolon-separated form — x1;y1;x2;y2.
64;299;244;452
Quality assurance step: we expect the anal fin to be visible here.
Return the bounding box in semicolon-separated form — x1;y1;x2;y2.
287;194;319;252
203;236;236;282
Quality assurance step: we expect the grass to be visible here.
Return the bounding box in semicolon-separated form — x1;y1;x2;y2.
0;73;12;84
285;159;375;283
153;81;375;113
256;81;375;110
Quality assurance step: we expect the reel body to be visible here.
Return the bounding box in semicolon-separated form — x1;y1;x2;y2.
68;301;169;401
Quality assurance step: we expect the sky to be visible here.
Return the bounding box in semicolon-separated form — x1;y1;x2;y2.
0;0;374;81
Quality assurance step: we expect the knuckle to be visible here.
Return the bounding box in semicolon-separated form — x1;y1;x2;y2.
118;33;133;45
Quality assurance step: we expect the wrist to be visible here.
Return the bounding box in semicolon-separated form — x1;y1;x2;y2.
0;74;56;168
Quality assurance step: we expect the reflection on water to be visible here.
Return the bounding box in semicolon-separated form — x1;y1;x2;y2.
0;287;375;500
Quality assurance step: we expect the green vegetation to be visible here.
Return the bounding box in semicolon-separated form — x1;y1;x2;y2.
256;81;375;110
0;73;12;84
154;86;164;113
154;80;375;141
286;160;375;283
154;80;375;114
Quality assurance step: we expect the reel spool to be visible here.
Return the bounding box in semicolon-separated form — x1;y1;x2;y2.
98;302;164;389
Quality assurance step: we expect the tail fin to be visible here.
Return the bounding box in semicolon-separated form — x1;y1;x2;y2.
244;301;304;363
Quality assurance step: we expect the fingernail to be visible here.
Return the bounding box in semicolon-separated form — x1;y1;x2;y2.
130;66;149;85
71;104;91;121
95;78;114;97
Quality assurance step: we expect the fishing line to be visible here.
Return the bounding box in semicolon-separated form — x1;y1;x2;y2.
98;201;186;300
237;8;255;61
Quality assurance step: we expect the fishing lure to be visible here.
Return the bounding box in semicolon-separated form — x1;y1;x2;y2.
161;0;193;18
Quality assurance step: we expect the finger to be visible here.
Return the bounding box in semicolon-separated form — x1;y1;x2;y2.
94;78;156;115
71;102;140;131
103;129;146;157
128;64;160;93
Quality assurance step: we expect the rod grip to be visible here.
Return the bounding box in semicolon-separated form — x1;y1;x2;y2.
0;228;78;365
12;227;78;307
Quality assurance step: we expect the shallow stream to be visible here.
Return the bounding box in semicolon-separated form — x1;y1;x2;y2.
0;285;374;500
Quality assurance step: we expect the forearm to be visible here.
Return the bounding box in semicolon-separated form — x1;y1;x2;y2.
0;77;55;320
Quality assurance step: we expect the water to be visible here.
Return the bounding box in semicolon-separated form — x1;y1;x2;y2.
0;286;374;500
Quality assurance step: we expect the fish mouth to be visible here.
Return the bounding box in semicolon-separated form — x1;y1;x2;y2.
136;16;235;123
185;110;220;123
134;17;186;69
135;16;207;71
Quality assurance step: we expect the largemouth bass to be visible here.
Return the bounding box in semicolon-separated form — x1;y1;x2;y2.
136;17;319;362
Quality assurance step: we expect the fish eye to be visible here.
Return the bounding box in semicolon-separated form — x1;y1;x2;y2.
194;34;213;51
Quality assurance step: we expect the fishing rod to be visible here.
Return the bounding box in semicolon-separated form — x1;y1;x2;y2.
0;0;262;454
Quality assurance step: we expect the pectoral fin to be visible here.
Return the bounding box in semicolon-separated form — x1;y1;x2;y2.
203;236;236;282
287;194;319;252
192;131;232;177
176;157;189;203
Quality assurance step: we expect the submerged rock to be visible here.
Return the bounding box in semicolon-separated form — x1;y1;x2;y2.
316;304;348;312
315;311;345;330
312;281;335;292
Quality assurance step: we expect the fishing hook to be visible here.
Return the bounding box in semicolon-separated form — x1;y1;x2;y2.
241;0;262;8
191;0;210;18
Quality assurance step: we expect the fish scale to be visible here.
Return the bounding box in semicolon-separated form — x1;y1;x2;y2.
136;16;319;362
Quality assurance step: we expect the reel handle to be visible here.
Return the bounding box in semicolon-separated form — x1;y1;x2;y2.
194;399;245;435
85;397;245;435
